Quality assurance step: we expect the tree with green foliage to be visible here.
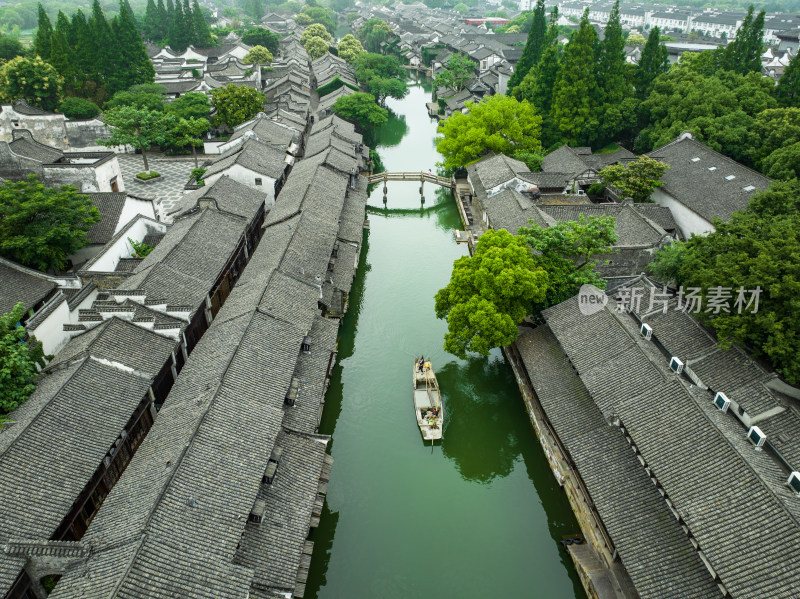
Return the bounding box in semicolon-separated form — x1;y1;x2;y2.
508;0;546;93
243;0;265;20
598;155;669;202
359;18;392;53
519;215;617;316
210;83;265;129
59;97;101;119
717;5;765;75
0;303;47;418
337;34;364;63
298;6;335;34
514;12;559;114
191;0;213;46
453;3;468;14
48;13;80;94
627;33;646;45
113;0;156;92
636;65;776;163
168;116;210;167
332;92;388;130
752;108;800;177
243;45;273;64
99;106;177;173
89;0;122;93
774;51;800;108
649;180;800;383
0;36;25;61
143;0;160;41
241;27;280;54
105;89;166;112
0;175;100;271
354;53;408;104
166;91;210;120
303;35;329;60
436;94;542;169
634;26;669;99
0;56;63;112
301;23;331;45
596;0;637;146
434;229;548;358
33;3;52;60
551;10;599;145
434;53;475;92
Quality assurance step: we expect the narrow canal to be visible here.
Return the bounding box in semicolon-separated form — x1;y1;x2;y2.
306;78;583;598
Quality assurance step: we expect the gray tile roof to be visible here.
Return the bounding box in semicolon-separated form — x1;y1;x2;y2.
482;188;552;234
516;325;719;598
540;204;668;247
202;138;289;181
86;192;128;244
632;204;680;234
8;134;64;164
229;114;303;148
0;257;57;315
542;286;800;598
470;152;528;190
170;174;268;221
541;144;594;176
647;134;771;224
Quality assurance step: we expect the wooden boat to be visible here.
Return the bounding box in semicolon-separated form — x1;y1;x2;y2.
412;358;443;441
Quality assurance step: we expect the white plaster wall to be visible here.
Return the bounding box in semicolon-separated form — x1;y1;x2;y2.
203;141;226;155
94;157;125;192
204;164;276;203
115;198;156;235
0;106;69;148
33;298;71;357
651;188;713;238
86;217;166;272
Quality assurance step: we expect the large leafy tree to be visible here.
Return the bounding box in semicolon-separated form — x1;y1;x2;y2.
551;9;599;145
358;18;392;53
59;97;101;119
507;0;546;93
143;0;160;41
0;37;25;61
752;108;800;179
649;181;800;384
436;94;542;169
166;91;210;120
598;155;669;202
105;88;166;112
636;65;776;163
332;92;388;130
88;0;121;94
243;45;273;64
0;56;64;112
519;215;618;316
354;53;408;105
168;116;210;167
0;176;100;271
99;106;177;172
298;6;335;34
337;34;365;63
210;83;265;130
33;3;53;60
190;0;213;47
434;229;548;358
300;23;331;45
241;27;280;55
774;51;800;108
634;26;669;100
434;53;475;93
304;35;329;60
0;303;47;418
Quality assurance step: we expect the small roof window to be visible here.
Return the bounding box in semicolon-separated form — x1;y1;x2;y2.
743;185;756;191
708;166;717;171
725;175;736;180
691;157;700;162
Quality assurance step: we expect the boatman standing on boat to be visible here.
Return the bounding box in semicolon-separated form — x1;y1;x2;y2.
418;356;425;372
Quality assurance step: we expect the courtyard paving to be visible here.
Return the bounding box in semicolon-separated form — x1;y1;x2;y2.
117;153;199;218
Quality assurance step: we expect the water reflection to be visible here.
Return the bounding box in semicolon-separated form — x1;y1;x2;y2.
438;356;524;483
374;109;408;148
305;503;340;598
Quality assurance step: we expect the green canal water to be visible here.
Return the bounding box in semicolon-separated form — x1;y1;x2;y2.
306;78;583;598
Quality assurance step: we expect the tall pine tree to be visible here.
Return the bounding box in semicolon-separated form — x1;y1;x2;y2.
49;13;79;94
71;10;94;88
157;0;169;41
508;0;546;93
775;51;800;107
88;0;122;96
634;26;668;99
718;6;765;75
168;0;190;51
143;0;159;41
551;9;599;145
114;0;155;90
191;0;213;47
596;0;636;145
34;4;53;60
